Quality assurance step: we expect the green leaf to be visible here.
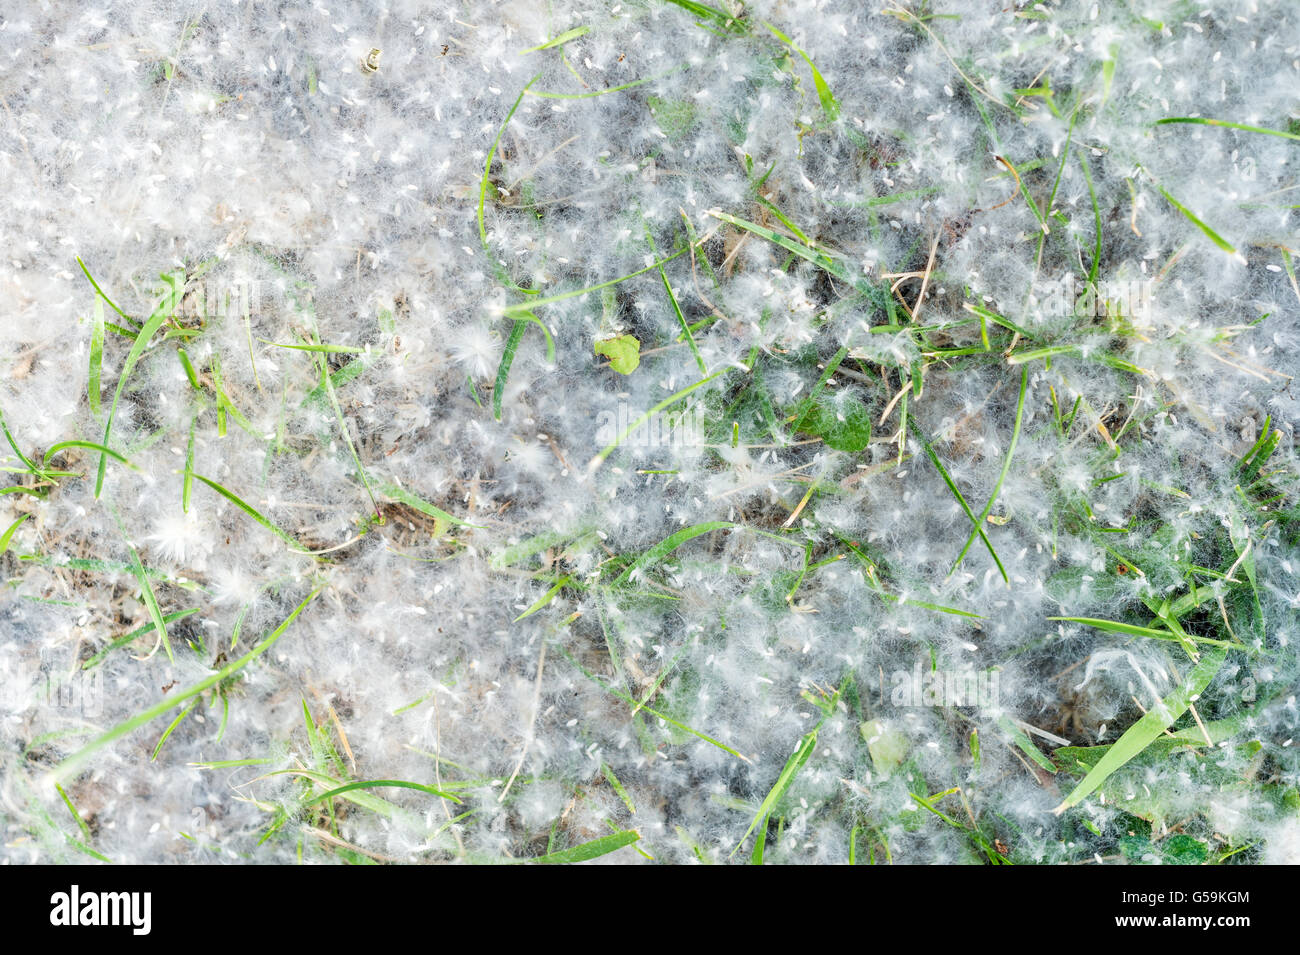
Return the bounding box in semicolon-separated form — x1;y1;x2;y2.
88;297;104;416
796;397;871;452
647;95;697;140
594;335;641;374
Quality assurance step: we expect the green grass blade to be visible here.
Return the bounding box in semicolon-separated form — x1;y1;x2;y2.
43;440;133;469
764;21;839;121
532;829;640;864
183;415;196;513
826;186;941;208
192;473;304;550
259;339;365;354
379;481;482;529
490;309;556;422
1155;116;1300;141
93;273;182;497
734;728;817;857
1146;176;1238;254
610;521;733;587
0;513;31;556
82;608;200;670
493;318;527;422
299;778;462;808
663;0;747;32
514;574;572;622
519;25;589;54
709;210;857;288
479;74;543;256
151;700;197;760
996;715;1057;773
88;297;104;416
55;782;94;843
76;256;139;329
908;419;1008;584
501;246;694;317
54;588;322;781
950;366;1026;574
1052;646;1228;814
0;405;38;473
126;541;173;662
1046;616;1233;649
645;221;707;375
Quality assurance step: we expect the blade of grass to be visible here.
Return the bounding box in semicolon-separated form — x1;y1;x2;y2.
92;272;183;497
54;587;322;782
519;25;589;54
764;21;839;121
42;440;133;469
1046;616;1234;650
491;309;554;422
908;419;1008;584
996;715;1057;773
734;727;818;858
76;256;140;330
950;366;1027;575
1154;116;1300;142
1052;646;1228;814
664;0;747;33
82;608;200;670
378;481;482;530
151;699;197;760
531;829;640;864
493;318;527;422
259;339;365;354
192;473;305;551
644;220;707;375
126;540;173;662
299;778;462;809
479;72;543;294
0;513;31;556
609;521;733;587
514;574;572;622
1142;170;1238;255
88;297;104;416
501;246;696;317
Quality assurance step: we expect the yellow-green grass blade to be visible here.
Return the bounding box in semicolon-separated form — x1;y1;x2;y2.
1052;646;1228;814
53;588;322;781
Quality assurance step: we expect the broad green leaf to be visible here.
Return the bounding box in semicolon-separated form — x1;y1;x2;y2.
594;334;641;374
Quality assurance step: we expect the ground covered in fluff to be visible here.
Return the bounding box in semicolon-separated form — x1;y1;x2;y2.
2;0;1299;865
